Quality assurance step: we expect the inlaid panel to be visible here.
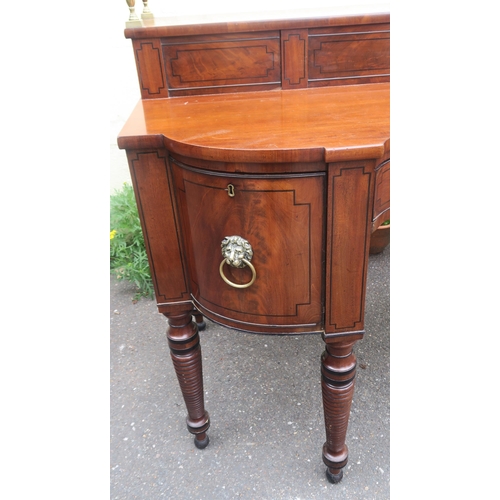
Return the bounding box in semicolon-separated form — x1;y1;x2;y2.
281;29;308;89
308;23;390;87
133;39;169;98
162;32;281;95
126;15;389;97
325;162;373;334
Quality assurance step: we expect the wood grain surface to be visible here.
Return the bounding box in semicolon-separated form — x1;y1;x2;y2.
118;83;389;163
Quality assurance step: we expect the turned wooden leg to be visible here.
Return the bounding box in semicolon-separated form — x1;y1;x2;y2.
321;339;357;483
164;309;210;449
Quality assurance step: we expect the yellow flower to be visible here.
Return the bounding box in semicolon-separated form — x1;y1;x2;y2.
110;230;117;240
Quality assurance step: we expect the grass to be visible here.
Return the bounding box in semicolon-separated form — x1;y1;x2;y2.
110;183;154;300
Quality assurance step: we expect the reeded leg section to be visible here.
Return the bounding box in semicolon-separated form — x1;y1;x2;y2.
164;309;210;449
321;339;358;483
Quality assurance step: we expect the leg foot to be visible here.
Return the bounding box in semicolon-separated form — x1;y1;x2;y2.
194;433;210;449
193;311;206;331
326;468;343;484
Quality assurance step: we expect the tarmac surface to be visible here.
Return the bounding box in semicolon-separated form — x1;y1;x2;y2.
110;246;390;500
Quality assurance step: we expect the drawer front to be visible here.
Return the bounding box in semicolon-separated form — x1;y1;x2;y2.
171;159;325;333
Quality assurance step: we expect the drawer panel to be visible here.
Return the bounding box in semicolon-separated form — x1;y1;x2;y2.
171;159;325;332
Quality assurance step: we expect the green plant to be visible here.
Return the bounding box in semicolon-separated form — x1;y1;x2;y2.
110;183;154;300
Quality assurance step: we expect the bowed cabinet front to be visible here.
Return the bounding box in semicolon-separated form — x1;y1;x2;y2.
170;157;325;334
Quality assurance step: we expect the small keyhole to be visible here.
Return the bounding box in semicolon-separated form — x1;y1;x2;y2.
227;184;235;197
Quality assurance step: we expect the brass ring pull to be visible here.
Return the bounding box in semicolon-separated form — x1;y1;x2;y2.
219;258;256;288
219;235;256;289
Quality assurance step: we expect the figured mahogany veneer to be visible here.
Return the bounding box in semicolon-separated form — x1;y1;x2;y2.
171;159;325;333
126;13;389;98
118;12;390;484
118;83;389;163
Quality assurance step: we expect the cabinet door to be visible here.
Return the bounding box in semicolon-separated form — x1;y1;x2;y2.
171;159;325;334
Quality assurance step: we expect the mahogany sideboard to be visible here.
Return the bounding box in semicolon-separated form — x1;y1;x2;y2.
117;12;390;484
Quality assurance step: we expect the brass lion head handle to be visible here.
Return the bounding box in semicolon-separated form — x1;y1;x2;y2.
219;236;256;288
221;236;253;268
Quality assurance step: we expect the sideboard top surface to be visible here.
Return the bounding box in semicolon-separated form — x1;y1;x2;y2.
124;12;389;38
118;83;390;163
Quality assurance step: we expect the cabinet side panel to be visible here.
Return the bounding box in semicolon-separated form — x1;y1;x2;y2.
373;159;390;224
127;151;190;303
